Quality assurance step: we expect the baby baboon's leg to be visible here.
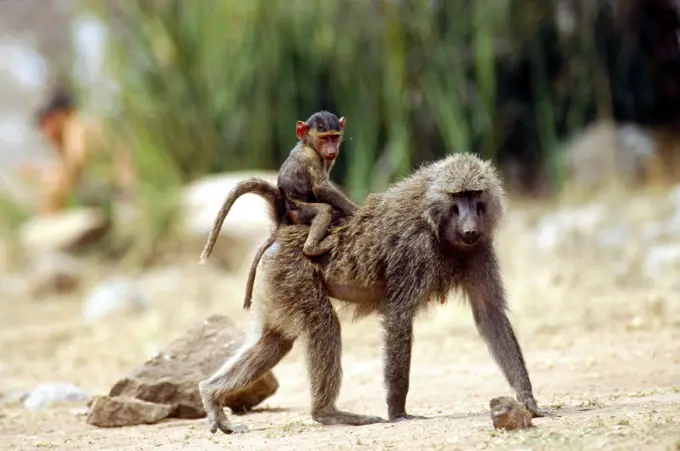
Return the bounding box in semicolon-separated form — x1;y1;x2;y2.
199;327;295;434
306;297;386;426
301;203;336;257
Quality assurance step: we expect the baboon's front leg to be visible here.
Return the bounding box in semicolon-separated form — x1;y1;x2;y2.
465;249;555;418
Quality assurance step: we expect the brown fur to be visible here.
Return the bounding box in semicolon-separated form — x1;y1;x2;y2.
198;111;357;310
198;153;551;434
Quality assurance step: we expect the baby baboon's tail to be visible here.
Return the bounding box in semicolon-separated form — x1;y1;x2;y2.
198;177;284;264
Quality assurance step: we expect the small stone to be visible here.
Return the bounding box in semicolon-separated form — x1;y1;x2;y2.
0;390;30;405
29;252;83;297
642;244;680;282
23;383;89;411
629;316;644;329
596;225;629;249
489;396;533;431
82;277;149;324
646;293;667;317
18;208;110;255
72;407;90;416
86;396;175;427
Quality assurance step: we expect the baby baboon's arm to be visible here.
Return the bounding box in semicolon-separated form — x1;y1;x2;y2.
309;165;357;216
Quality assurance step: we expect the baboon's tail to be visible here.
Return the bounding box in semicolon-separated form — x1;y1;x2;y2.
198;177;284;264
242;234;277;310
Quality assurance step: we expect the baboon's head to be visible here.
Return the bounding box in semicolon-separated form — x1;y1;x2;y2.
422;153;506;249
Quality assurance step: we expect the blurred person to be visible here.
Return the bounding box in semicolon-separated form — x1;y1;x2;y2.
26;87;136;215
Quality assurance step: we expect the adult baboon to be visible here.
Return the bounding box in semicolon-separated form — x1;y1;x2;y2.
199;153;550;434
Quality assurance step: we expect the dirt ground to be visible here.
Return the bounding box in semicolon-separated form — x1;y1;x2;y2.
1;196;679;451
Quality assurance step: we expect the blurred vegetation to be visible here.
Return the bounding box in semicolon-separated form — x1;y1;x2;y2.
37;0;674;262
81;0;657;196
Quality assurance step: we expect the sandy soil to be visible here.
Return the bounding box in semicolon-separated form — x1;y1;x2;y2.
1;198;679;451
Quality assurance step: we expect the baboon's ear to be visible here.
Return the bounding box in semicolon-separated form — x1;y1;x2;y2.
296;121;307;141
423;200;447;241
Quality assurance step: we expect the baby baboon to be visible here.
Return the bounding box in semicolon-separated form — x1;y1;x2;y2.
198;153;551;434
198;111;357;309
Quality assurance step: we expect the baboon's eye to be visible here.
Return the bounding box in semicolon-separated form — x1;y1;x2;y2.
476;202;486;216
452;204;460;216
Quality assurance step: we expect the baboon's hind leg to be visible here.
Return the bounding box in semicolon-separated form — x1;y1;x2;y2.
305;297;386;426
199;327;295;434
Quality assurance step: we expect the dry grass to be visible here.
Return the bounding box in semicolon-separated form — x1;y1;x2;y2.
1;190;679;450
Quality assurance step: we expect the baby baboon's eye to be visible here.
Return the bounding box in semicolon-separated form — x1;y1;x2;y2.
452;204;460;216
476;202;486;216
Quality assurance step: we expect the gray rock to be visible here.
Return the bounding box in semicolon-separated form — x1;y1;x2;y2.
87;396;175;428
596;225;629;249
180;171;278;238
23;383;89;411
667;184;680;209
643;244;680;282
29;252;83;297
18;208;110;255
617;124;657;182
180;171;278;270
82;277;149;324
0;389;30;406
99;314;278;425
534;203;607;250
563;121;657;193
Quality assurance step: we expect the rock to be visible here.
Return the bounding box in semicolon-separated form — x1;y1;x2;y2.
642;244;680;282
563;121;657;195
642;221;667;242
82;277;149;324
534;203;607;250
0;273;30;300
95;315;277;427
489;396;533;431
668;184;680;210
87;396;175;428
0;389;30;406
72;407;90;417
18;207;111;255
179;171;278;270
23;383;90;411
28;252;83;297
617;124;657;181
596;225;629;249
180;171;278;238
645;292;667;318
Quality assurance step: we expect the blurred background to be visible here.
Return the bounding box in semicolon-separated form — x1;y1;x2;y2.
1;0;680;261
1;1;680;448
